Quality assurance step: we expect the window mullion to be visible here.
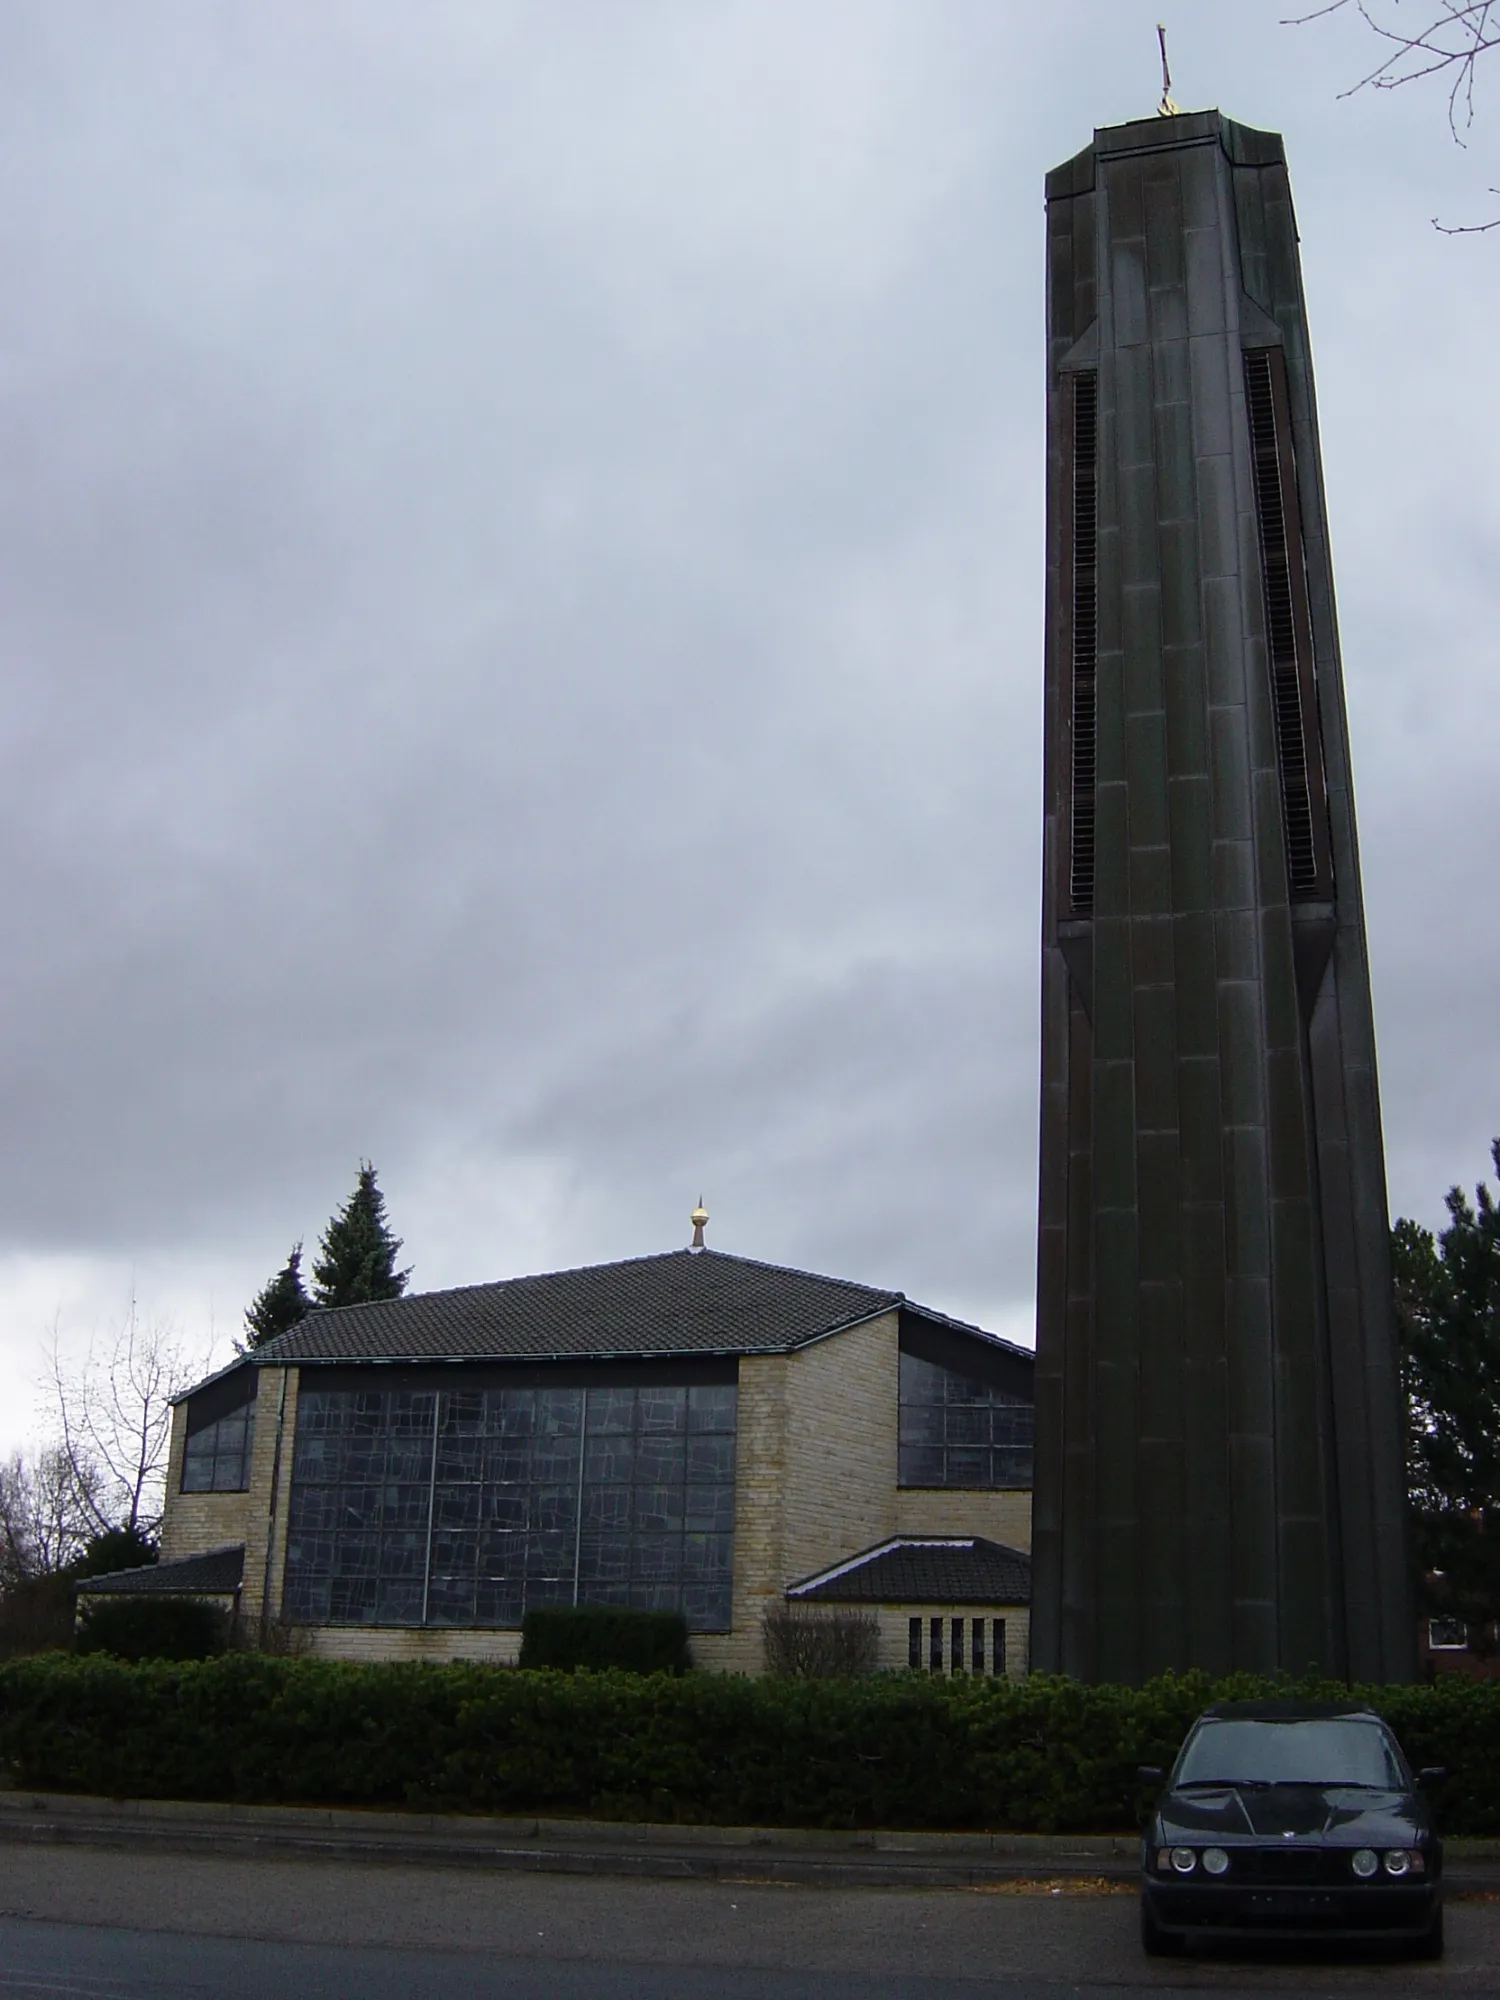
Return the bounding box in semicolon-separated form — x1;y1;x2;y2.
420;1394;440;1627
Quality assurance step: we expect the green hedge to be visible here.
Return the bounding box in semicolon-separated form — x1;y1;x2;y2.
519;1607;691;1676
2;1656;1498;1833
75;1597;229;1663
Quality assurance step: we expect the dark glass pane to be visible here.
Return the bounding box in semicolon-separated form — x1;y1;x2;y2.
534;1486;578;1533
582;1486;631;1530
435;1485;481;1531
525;1531;570;1578
436;1437;484;1481
428;1572;476;1624
588;1387;635;1434
577;1579;631;1608
945;1447;987;1486
479;1530;525;1577
210;1451;249;1492
635;1435;686;1485
687;1385;737;1432
684;1484;733;1533
585;1435;634;1484
898;1352;946;1405
181;1453;214;1493
334;1532;379;1577
633;1534;679;1583
483;1487;530;1530
685;1436;732;1484
214;1413;247;1448
682;1533;731;1581
382;1484;430;1530
899;1445;945;1486
991;1407;1034;1447
944;1407;990;1447
330;1573;379;1623
898;1405;945;1445
339;1486;381;1529
289;1485;339;1531
291;1436;337;1482
384;1439;432;1484
630;1580;679;1612
578;1534;631;1584
638;1387;687;1433
634;1485;683;1534
441;1391;485;1433
490;1389;534;1437
375;1577;422;1624
534;1439;581;1484
486;1443;532;1485
993;1449;1034;1487
536;1389;583;1437
474;1578;524;1626
430;1529;479;1577
379;1531;426;1578
945;1374;990;1407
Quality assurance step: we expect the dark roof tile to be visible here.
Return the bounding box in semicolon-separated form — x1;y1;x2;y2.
788;1537;1031;1605
77;1546;245;1596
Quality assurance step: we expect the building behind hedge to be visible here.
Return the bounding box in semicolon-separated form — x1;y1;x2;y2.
121;1239;1034;1674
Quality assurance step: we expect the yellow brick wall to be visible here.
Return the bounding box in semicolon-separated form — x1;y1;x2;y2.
306;1626;521;1665
895;1486;1032;1552
869;1603;1030;1677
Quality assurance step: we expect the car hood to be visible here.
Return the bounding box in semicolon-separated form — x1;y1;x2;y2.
1154;1785;1427;1845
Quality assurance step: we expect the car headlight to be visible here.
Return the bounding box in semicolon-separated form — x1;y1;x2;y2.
1351;1849;1379;1879
1383;1850;1413;1878
1201;1847;1229;1876
1170;1847;1197;1874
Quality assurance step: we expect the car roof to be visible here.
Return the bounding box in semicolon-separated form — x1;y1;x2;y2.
1197;1700;1384;1722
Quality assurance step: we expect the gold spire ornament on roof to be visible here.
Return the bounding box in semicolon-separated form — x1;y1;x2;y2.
689;1198;709;1252
1157;24;1180;117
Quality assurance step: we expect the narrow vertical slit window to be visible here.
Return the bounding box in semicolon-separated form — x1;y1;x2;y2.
992;1617;1007;1675
1069;370;1099;915
929;1616;943;1672
1243;347;1327;900
908;1616;923;1670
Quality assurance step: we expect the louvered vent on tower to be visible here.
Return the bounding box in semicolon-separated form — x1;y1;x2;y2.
1069;371;1099;915
1244;348;1327;901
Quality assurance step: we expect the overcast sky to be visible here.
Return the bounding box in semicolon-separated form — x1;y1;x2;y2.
3;0;1497;1453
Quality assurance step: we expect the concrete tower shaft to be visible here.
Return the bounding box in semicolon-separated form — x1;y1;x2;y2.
1031;111;1412;1683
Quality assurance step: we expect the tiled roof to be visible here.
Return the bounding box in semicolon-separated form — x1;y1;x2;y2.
76;1545;245;1597
251;1249;906;1366
787;1537;1032;1606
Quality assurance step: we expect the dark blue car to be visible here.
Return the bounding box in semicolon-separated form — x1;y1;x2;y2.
1139;1700;1445;1958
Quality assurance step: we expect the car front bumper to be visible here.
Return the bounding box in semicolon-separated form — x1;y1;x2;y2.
1142;1875;1439;1940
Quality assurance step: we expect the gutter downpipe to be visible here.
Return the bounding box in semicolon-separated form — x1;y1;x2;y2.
259;1369;290;1650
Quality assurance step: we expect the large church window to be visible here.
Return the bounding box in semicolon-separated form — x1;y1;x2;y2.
898;1351;1033;1489
283;1379;736;1631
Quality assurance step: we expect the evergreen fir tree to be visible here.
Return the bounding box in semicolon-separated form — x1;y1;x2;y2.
1395;1137;1500;1649
311;1163;411;1310
244;1243;312;1347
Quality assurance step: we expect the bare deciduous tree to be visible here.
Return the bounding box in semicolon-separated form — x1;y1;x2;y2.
0;1447;103;1585
761;1604;881;1678
43;1299;198;1541
1290;1;1500;226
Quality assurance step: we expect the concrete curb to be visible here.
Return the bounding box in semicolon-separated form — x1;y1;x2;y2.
2;1792;1496;1892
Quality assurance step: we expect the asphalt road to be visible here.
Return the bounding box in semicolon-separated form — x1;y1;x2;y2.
2;1844;1498;1999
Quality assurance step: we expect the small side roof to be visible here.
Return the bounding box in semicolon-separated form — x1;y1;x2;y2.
788;1537;1032;1606
76;1546;245;1597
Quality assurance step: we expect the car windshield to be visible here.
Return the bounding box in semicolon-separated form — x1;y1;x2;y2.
1175;1719;1404;1790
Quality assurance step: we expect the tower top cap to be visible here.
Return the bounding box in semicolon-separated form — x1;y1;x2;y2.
689;1199;709;1252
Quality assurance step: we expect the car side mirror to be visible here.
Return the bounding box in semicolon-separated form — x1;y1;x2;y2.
1417;1766;1447;1787
1137;1765;1164;1785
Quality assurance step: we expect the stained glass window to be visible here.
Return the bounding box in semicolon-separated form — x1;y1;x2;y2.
181;1405;255;1492
898;1351;1033;1489
283;1380;736;1631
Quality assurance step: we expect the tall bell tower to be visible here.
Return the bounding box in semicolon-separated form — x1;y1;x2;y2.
1031;110;1413;1683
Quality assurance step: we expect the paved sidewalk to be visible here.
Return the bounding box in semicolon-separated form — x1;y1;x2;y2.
3;1790;1498;1892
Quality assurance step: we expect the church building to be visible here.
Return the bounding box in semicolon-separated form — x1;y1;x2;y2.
94;1223;1035;1676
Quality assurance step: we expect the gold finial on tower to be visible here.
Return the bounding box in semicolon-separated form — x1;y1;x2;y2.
1156;24;1180;117
689;1197;709;1252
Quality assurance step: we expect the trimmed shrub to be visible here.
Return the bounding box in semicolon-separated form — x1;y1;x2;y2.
75;1596;229;1663
763;1607;880;1677
0;1574;75;1659
519;1606;691;1676
2;1657;1498;1834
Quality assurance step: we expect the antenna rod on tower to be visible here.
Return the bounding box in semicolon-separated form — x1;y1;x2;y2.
1157;24;1180;117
